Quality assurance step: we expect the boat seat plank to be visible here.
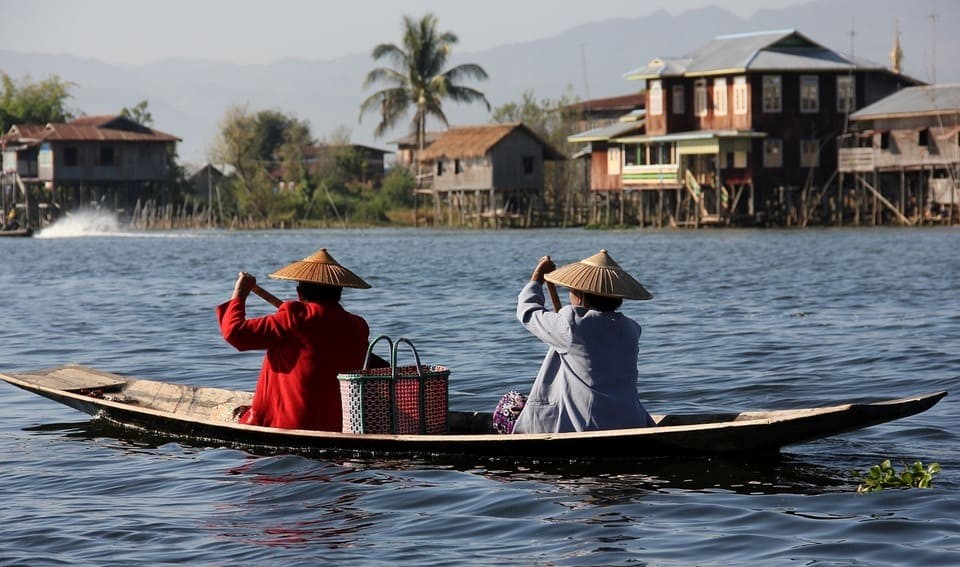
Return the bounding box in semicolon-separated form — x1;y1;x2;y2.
10;364;127;392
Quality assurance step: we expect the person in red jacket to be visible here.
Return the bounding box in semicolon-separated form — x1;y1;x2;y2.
217;248;372;431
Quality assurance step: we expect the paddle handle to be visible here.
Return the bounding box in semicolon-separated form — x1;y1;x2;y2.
252;284;283;308
546;281;562;313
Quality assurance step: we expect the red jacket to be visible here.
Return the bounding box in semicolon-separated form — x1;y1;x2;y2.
217;297;369;431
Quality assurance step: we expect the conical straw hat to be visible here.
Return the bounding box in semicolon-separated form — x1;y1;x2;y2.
545;249;652;300
269;248;371;289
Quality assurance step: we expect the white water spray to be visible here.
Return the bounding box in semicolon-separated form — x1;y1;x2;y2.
34;209;125;238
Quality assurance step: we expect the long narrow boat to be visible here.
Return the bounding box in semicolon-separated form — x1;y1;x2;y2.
0;364;947;460
0;227;33;237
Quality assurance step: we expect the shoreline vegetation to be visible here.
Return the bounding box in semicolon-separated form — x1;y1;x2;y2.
4;15;958;233
114;201;958;231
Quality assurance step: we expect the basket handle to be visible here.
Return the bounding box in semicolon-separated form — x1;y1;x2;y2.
392;337;428;433
363;335;394;370
391;337;425;377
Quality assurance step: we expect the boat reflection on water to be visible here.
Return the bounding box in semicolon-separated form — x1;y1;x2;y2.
25;418;851;496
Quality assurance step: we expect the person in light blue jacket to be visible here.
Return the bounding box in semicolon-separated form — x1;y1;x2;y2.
512;249;657;434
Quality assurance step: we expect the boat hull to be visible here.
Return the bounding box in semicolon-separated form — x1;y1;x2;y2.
0;365;947;460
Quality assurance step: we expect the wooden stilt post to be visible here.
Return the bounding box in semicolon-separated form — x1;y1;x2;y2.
657;189;663;228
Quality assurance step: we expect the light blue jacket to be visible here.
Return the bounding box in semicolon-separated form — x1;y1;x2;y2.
512;281;655;434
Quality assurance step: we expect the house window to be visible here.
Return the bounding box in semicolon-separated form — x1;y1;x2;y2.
436;161;444;176
733;76;748;115
607;146;622;174
763;138;783;167
99;146;115;166
694;80;708;116
762;75;781;113
837;75;855;113
522;156;534;175
63;146;78;167
800;139;819;168
800;76;819;113
649;80;663;116
733;150;747;168
454;158;462;174
672;85;685;114
648;143;671;165
879;132;891;149
713;78;727;116
918;128;930;147
624;145;640;166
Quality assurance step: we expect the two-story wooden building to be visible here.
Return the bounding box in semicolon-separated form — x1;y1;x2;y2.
571;29;920;227
838;83;960;226
417;123;566;227
2;115;180;226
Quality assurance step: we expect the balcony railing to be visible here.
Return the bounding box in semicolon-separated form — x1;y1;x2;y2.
837;148;874;173
622;164;680;186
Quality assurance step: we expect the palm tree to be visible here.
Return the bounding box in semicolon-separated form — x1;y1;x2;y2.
360;14;491;185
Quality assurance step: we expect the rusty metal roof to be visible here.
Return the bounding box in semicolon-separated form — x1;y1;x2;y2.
2;115;180;146
566;93;646;113
419;123;566;161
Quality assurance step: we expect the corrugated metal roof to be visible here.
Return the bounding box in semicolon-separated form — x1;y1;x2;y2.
419;123;566;161
388;131;443;146
568;120;645;143
566;93;646;113
745;47;856;72
624;29;892;80
3;115;179;145
623;57;692;80
7;124;46;139
851;84;960;120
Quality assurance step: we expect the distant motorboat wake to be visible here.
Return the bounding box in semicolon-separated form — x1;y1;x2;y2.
35;210;124;238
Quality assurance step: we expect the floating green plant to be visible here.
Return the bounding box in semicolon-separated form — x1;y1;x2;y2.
854;459;941;493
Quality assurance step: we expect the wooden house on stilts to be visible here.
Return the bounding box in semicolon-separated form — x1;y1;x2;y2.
2;116;181;228
837;84;960;226
569;29;921;228
417;123;566;227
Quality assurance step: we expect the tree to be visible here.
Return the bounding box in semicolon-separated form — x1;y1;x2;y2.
0;73;75;133
492;89;584;225
208;105;313;226
120;99;153;126
359;13;491;184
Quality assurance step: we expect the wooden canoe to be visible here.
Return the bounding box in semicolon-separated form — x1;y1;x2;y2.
0;364;947;460
0;227;33;237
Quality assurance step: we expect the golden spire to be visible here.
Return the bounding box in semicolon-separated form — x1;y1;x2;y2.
891;19;903;74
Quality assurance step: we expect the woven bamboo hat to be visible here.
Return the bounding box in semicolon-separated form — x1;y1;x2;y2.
268;248;371;289
545;249;652;300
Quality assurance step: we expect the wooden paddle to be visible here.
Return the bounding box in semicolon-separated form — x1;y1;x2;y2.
251;284;283;308
546;281;562;313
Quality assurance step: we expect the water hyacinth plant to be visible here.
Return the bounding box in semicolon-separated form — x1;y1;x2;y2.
854;459;941;493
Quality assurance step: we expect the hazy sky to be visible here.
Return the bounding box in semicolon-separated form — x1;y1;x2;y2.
2;0;811;66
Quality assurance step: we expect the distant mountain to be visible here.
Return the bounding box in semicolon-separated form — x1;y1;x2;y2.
1;0;955;164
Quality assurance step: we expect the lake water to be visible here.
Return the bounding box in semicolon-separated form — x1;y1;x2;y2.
2;213;958;565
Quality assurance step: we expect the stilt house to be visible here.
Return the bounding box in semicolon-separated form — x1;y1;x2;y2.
570;29;921;227
838;83;960;225
417;123;566;227
2;115;180;227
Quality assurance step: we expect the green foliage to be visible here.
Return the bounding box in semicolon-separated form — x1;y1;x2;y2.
0;73;76;132
120;99;153;126
359;13;490;153
379;168;415;208
209;105;315;226
854;460;941;493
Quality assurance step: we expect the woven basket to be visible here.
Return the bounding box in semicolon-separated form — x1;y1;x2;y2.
338;336;449;434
